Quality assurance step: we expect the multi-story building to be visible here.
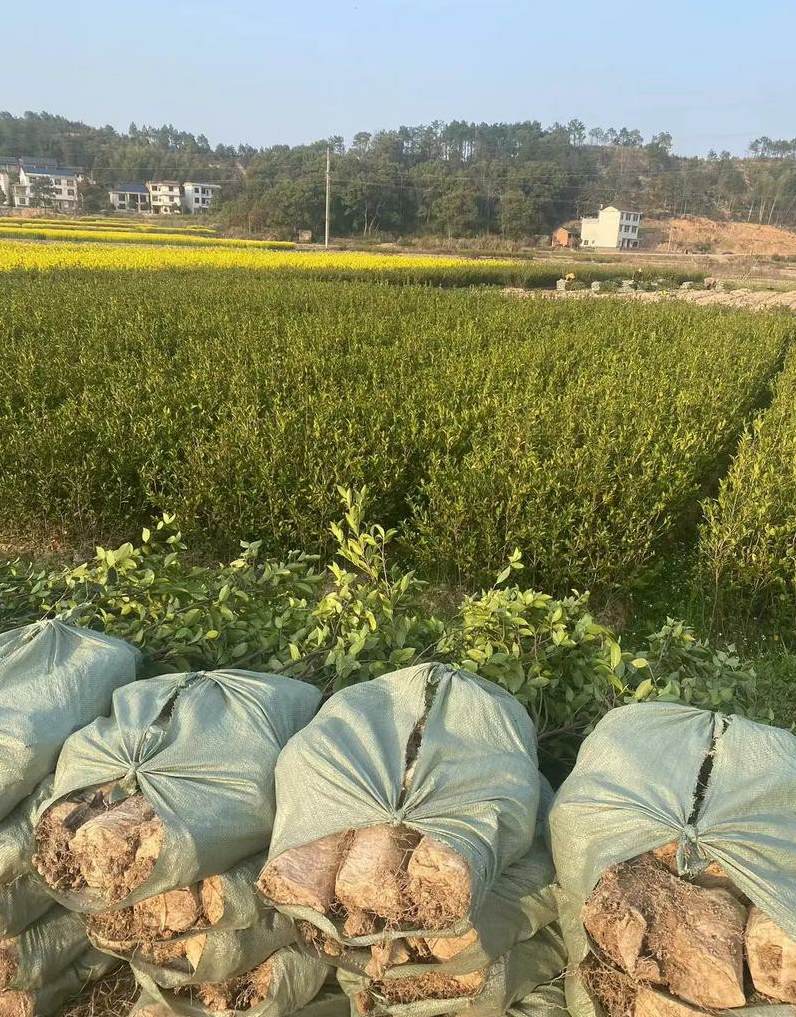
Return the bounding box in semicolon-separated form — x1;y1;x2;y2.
580;205;642;249
182;181;220;213
147;180;182;214
109;183;150;212
12;163;81;211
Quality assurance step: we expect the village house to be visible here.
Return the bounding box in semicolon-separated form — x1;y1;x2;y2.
147;180;183;214
10;162;82;211
108;183;150;212
551;223;580;248
182;182;221;213
580;205;642;249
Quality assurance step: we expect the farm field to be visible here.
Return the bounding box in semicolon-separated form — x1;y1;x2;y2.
0;221;294;249
0;265;792;613
0;236;702;286
0;215;216;234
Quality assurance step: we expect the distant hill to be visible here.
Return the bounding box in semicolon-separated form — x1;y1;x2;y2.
2;110;796;241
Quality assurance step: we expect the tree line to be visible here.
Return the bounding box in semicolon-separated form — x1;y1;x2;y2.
2;111;796;237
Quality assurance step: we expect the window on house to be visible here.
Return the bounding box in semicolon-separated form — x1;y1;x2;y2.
195;196;200;203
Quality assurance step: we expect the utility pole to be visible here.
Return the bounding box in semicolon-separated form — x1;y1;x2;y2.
325;145;331;249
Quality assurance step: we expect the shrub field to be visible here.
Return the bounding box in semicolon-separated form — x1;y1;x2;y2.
0;267;790;600
701;346;796;619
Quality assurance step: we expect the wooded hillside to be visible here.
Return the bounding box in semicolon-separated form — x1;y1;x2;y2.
2;111;795;239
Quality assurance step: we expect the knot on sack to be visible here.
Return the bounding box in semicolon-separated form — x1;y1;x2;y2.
676;824;709;876
109;767;139;802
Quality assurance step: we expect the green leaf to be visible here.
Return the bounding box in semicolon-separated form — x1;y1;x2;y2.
635;678;655;701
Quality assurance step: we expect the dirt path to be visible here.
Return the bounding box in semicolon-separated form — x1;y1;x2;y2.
504;286;796;312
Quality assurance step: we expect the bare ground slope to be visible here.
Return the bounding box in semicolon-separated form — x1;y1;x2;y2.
648;216;796;256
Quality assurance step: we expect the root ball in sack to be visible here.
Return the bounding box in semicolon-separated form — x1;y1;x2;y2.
340;925;568;1017
259;663;539;950
132;945;329;1017
86;854;270;954
550;702;796;1017
34;670;321;911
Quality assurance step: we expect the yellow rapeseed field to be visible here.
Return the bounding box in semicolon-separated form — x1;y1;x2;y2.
0;238;518;276
0;224;293;249
0;238;706;287
0;217;216;234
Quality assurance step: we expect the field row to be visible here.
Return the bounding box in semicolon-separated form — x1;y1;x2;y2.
0;216;217;235
0;224;294;249
0;238;701;288
700;346;796;618
0;215;217;231
0;270;790;605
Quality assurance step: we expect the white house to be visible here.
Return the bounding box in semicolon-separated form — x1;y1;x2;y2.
109;183;150;212
580;206;642;249
13;163;81;211
182;182;220;213
147;180;182;214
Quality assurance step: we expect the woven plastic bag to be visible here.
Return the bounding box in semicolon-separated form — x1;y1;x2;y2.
263;663;539;943
86;853;278;964
0;777;55;936
549;702;796;1017
38;669;321;910
132;946;329;1017
114;909;297;989
306;781;558;977
0;619;140;817
0;906;92;991
0;947;118;1016
336;927;567;1017
131;986;353;1017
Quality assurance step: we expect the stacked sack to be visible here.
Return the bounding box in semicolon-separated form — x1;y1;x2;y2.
0;620;141;1016
550;702;796;1017
131;984;352;1017
33;668;330;1017
258;663;568;1017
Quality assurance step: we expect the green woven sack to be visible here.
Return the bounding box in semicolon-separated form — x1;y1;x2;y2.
550;702;796;1017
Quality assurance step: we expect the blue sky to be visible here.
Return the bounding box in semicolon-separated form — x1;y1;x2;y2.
4;0;793;156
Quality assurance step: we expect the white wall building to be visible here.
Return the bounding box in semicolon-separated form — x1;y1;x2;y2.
148;180;182;214
0;170;12;205
109;183;150;212
13;163;80;211
580;205;641;249
182;182;220;213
